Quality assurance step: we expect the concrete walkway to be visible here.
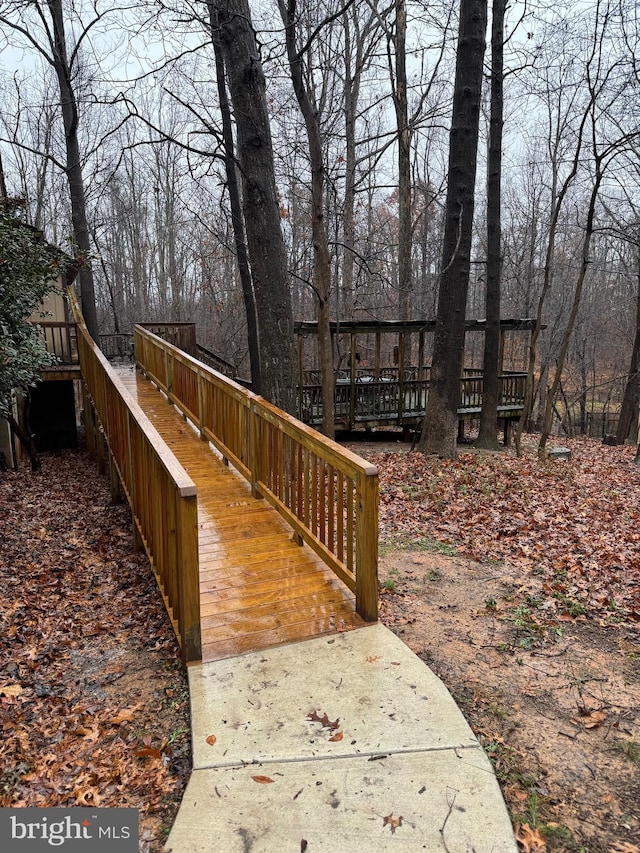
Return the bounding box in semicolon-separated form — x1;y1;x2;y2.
165;623;517;852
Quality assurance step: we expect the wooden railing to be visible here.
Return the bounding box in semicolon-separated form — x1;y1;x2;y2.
135;325;379;622
99;333;134;360
300;370;528;427
67;293;201;661
139;322;197;356
38;321;79;365
195;343;238;379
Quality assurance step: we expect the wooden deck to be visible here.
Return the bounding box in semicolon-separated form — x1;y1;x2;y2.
116;367;364;662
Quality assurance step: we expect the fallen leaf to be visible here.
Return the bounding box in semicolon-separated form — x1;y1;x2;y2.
515;822;547;852
0;684;23;697
382;813;403;833
307;710;340;732
610;844;640;853
328;731;344;742
366;655;381;663
135;746;162;760
110;704;142;725
206;734;217;746
580;710;607;729
252;775;275;784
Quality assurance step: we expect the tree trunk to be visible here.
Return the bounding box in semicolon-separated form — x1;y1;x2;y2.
279;0;335;437
8;398;41;472
616;249;640;444
476;0;504;451
48;0;99;342
419;0;487;457
212;0;296;413
210;7;262;394
538;169;604;458
394;0;412;323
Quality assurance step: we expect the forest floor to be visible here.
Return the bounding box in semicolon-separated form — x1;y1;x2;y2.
0;450;191;852
346;434;640;853
1;436;639;853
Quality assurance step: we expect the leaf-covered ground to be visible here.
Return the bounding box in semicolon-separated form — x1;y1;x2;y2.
373;436;640;623
0;450;191;851
348;434;640;853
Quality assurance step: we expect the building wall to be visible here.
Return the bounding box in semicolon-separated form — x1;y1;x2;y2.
29;279;67;322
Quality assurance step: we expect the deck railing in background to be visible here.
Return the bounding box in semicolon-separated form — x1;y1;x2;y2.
38;321;79;365
135;325;379;622
99;333;134;360
68;293;201;662
300;369;528;427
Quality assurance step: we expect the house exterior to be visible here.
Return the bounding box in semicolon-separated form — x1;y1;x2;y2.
1;276;80;469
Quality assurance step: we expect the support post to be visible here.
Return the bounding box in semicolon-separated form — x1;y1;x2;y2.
96;428;106;475
349;333;356;429
109;454;122;504
176;492;201;662
355;472;379;622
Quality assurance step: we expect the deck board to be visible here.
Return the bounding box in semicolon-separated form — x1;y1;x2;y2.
115;367;364;661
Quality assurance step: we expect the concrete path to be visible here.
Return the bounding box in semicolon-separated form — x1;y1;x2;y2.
165;623;517;852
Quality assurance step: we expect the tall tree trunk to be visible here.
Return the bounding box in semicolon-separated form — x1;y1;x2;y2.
538;169;604;458
209;7;262;394
419;0;487;457
211;0;296;413
279;0;335;437
616;247;640;444
48;0;99;342
476;0;504;450
393;0;412;322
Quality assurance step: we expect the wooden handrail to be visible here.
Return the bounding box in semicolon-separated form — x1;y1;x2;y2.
67;292;201;662
135;325;379;622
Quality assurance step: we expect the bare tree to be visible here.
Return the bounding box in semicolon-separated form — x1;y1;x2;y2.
419;0;487;457
0;0;105;339
476;0;505;449
278;0;343;436
209;0;296;412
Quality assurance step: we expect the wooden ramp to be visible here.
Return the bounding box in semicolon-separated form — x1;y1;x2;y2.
116;367;365;662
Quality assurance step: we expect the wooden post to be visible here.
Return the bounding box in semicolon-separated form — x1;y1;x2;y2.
176;492;201;662
297;335;304;420
398;332;406;424
109;454;122;504
96;427;106;475
126;413;143;552
249;401;260;498
197;369;207;440
165;346;173;402
355;472;379;622
85;392;96;455
349;332;357;429
418;331;425;380
374;332;381;380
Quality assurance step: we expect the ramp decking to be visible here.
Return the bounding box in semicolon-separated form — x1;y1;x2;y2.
116;367;364;662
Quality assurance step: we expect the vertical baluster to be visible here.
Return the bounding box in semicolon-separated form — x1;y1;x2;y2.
327;464;335;553
319;459;326;545
337;471;344;563
346;479;354;575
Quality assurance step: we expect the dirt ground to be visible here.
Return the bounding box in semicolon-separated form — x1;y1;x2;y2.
345;437;640;853
378;548;639;852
